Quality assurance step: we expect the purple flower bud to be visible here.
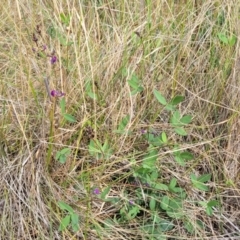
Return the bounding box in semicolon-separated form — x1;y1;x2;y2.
50;55;57;64
50;90;65;97
42;45;47;51
93;188;100;195
129;200;134;205
140;129;147;134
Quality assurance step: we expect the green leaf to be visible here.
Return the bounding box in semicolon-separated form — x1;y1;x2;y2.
142;148;158;169
229;35;237;46
158;219;174;232
218;33;228;44
190;173;197;181
166;209;184;219
127;206;140;219
149;197;156;211
116;115;130;133
47;26;57;38
192;180;209;192
59;98;66;114
174;154;185;166
56;151;61;160
102;140;109;152
169;178;177;189
144;132;154;142
87;91;97;100
85;80;92;92
58;201;74;213
102;141;112;159
58;35;73;46
171;187;184;193
168;198;182;210
60;13;66;22
88;140;102;159
198;173;211;183
100;186;111;200
60;13;70;25
184;221;194;234
60;148;71;155
121;67;128;77
207;200;219;207
160;195;169;210
59;155;67;164
174;127;187;136
128;77;139;89
165;104;176;111
148;134;164;147
196;220;204;229
153;89;167;105
170;110;181;126
59;215;71;231
105;197;119;204
38;51;47;58
150;170;159;181
85;81;98;99
161;132;167;143
63;113;76;123
170;95;184;105
180;115;192;124
71;213;79;232
138;86;144;92
206;206;213;216
131;89;139;95
130;86;144;95
199;201;207;208
155;183;169;191
179;151;193;160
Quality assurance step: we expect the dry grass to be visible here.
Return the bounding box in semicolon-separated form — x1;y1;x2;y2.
0;0;239;239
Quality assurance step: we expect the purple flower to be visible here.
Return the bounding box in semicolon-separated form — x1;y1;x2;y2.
129;200;134;205
50;90;65;97
140;129;147;134
50;55;57;64
93;188;100;195
42;44;47;51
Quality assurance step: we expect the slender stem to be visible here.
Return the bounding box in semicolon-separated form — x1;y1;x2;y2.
46;97;56;170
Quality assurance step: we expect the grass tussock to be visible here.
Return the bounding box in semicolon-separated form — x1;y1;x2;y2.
0;0;240;239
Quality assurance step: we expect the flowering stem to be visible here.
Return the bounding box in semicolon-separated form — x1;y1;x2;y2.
44;77;51;100
46;97;56;170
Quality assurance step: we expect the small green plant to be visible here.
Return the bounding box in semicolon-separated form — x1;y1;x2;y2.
183;219;204;234
98;186;120;204
119;202;141;222
60;13;71;26
217;33;237;46
153;90;192;136
88;139;113;160
142;145;158;169
85;80;98;100
58;201;80;232
47;16;73;46
115;114;130;134
142;131;168;147
56;148;71;164
173;147;194;166
59;98;76;123
170;110;192;136
199;199;219;216
190;173;212;192
127;73;144;95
